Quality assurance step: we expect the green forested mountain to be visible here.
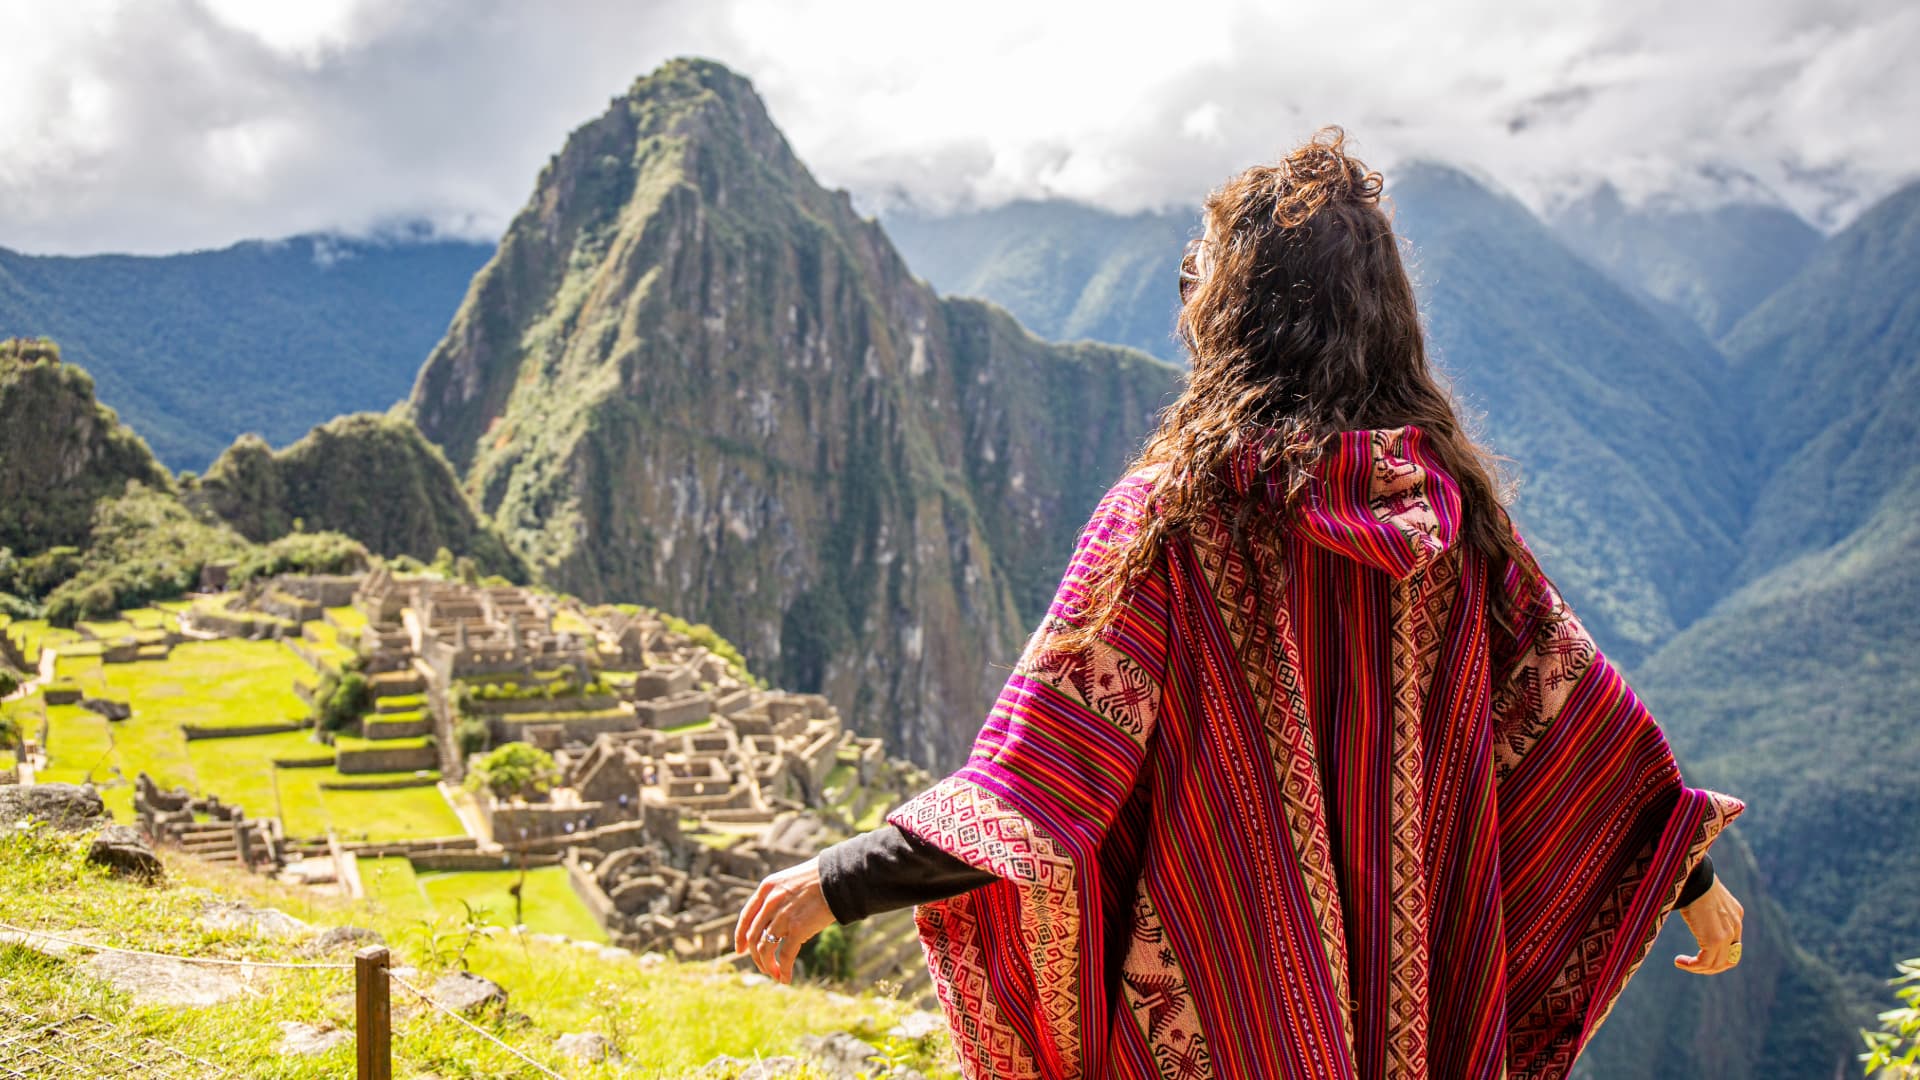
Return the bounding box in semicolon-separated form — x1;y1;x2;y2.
2;53;1897;1076
0;338;368;625
1387;164;1747;664
409;59;1177;768
196;413;523;578
1549;183;1823;339
0;338;169;556
1722;180;1920;580
0;233;491;470
891;171;1747;664
1637;179;1920;1005
882;201;1194;363
828;166;1881;1075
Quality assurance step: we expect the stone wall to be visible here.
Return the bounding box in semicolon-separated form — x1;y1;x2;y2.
335;742;439;774
463;693;620;716
489;710;641;746
632;690;712;729
182;720;308;740
411;850;561;872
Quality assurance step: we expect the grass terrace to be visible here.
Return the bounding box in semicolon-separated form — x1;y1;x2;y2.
360;858;609;941
5;618;83;665
0;826;954;1078
298;619;358;672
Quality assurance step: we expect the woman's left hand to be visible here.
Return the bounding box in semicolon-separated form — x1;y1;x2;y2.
734;856;837;984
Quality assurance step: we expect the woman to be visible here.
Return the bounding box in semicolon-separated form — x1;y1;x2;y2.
735;127;1746;1080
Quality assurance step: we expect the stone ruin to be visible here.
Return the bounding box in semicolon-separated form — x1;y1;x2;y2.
562;808;840;959
77;566;935;986
134;773;285;874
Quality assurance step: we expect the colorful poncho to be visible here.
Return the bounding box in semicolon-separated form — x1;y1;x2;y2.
888;426;1743;1080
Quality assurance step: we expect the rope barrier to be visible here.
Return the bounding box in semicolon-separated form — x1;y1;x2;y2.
4;922;567;1076
387;971;567;1079
0;921;354;971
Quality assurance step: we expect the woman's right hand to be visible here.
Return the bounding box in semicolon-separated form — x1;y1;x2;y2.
1674;877;1745;975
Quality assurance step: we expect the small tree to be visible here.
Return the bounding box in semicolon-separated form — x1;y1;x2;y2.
318;671;374;732
465;742;558;802
1864;957;1920;1077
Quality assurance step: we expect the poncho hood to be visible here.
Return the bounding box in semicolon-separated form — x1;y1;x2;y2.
1226;425;1463;580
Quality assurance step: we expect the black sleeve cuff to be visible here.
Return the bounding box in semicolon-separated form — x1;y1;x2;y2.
1677;853;1715;909
817;822;999;925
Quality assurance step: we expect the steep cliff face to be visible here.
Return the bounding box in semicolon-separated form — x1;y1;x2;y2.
0;337;171;556
197;413;523;578
410;60;1176;766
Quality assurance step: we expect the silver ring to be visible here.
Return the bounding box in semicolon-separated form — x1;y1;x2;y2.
761;930;785;945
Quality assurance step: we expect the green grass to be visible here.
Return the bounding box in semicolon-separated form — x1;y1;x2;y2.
332;733;433;753
92;638;311;731
324;605;368;635
320;786;461;843
122;606;173;629
372;691;427;709
361;858;608;941
823;762;855;795
299;620;358;671
0;826;954;1078
5;619;82;664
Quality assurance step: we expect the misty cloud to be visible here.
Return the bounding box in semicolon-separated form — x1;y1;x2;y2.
0;0;1912;253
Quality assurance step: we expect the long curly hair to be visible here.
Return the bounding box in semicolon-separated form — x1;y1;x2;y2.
1055;126;1542;653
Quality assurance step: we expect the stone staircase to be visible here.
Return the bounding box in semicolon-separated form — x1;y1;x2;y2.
164;821;246;867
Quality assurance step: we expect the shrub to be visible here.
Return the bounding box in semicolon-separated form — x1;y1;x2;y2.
801;923;854;982
229;531;370;585
1864;957;1920;1077
465;742;558;802
454;717;491;756
317;671;374;732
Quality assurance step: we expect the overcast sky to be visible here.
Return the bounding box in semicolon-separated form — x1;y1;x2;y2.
2;0;1913;254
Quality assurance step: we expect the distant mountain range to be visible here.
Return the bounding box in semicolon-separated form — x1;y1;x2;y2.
6;56;1913;1077
0;233;491;469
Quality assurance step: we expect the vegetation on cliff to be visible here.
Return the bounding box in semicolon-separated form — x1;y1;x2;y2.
197;412;523;579
0;338;169;556
409;58;1176;767
1638;179;1920;1006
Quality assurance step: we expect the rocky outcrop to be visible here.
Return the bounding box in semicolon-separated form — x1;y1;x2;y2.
197;413;524;579
86;824;163;882
410;59;1176;767
0;782;107;830
432;971;509;1015
0;338;170;556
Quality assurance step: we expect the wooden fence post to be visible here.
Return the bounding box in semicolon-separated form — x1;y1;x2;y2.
355;945;391;1080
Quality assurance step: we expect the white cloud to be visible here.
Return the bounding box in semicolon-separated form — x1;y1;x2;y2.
0;0;1911;253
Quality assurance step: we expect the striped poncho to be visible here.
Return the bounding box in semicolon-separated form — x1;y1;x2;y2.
887;426;1742;1080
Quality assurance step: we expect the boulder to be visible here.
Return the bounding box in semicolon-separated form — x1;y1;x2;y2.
798;1032;882;1076
198;900;313;940
431;971;508;1015
0;783;106;830
695;1055;810;1079
83;951;247;1007
306;926;384;954
277;1020;352;1057
555;1031;620;1063
80;697;131;721
888;1010;945;1040
86;824;163;882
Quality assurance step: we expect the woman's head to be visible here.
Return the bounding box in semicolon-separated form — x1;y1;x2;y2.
1056;126;1541;652
1178;125;1426;436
